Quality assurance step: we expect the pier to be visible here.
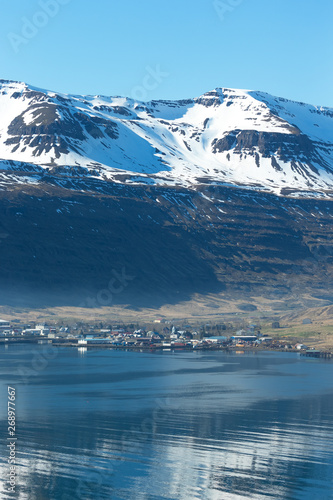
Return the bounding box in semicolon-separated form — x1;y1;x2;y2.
301;350;333;359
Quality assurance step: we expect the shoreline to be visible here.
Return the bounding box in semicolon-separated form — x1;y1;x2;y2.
1;337;332;358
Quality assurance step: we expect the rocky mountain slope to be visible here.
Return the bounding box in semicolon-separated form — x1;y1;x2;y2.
0;80;332;197
0;80;332;309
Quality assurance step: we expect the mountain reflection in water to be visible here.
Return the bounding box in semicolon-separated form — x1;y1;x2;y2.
1;346;333;500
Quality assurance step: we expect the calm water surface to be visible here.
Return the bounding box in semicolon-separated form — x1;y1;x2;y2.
1;345;333;499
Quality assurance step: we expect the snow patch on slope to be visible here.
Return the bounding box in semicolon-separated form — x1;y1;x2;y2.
0;81;332;197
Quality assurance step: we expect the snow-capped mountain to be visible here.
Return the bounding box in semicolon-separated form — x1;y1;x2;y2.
1;79;333;309
0;80;332;197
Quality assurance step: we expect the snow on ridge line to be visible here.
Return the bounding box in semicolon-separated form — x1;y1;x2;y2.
0;79;332;197
1;79;332;110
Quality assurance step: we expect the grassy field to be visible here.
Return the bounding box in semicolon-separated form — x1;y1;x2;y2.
261;323;333;349
262;324;333;337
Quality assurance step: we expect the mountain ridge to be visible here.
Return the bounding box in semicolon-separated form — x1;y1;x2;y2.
0;80;332;198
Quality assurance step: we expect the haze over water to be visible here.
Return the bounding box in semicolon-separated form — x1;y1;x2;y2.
1;345;333;499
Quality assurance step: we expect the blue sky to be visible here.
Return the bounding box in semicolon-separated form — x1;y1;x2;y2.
1;0;332;106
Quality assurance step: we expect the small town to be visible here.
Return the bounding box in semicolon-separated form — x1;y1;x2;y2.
0;317;331;357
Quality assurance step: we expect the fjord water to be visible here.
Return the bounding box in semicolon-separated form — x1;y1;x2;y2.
1;345;333;500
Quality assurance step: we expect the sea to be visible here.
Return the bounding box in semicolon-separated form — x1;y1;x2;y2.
1;344;333;500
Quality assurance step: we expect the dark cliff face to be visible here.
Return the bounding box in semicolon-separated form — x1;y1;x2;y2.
5;102;119;159
0;178;332;308
212;129;330;173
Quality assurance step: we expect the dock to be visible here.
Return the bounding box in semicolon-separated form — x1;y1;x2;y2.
301;350;333;359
